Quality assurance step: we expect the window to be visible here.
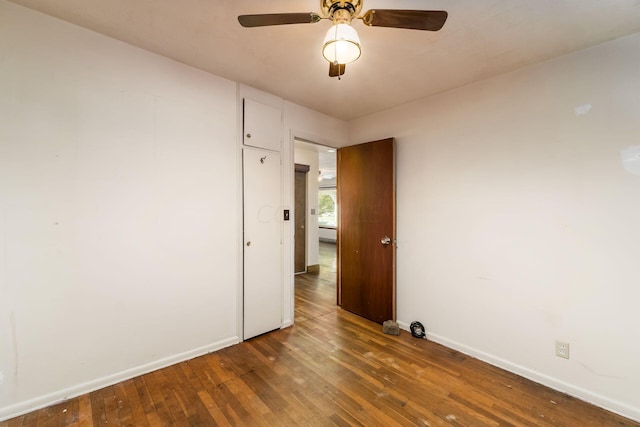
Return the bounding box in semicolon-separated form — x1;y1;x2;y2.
318;187;337;228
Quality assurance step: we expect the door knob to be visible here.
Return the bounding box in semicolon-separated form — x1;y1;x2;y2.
381;236;391;246
246;241;251;246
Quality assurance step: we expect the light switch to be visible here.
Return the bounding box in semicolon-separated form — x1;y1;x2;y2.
310;209;316;215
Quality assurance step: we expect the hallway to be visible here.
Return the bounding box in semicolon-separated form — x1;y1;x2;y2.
294;242;337;323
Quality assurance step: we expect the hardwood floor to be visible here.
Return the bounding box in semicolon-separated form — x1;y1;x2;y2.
2;242;638;426
294;242;337;323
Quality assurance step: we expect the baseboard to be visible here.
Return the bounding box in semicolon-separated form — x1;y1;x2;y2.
396;321;639;423
306;264;320;273
319;238;336;243
0;336;240;422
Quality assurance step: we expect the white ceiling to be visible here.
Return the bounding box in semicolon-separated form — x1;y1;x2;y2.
9;0;640;121
295;139;337;186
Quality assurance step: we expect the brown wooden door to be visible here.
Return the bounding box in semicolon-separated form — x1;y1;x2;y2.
337;138;395;324
294;164;309;273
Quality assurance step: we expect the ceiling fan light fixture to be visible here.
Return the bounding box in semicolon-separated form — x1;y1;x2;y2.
322;23;361;64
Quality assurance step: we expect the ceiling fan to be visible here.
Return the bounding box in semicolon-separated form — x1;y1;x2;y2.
238;0;447;78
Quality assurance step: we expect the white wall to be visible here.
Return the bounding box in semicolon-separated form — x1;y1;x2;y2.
0;1;239;419
0;4;348;418
349;33;640;421
294;145;320;268
319;227;337;243
14;0;638;422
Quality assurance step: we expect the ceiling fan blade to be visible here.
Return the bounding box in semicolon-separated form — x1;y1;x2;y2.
361;10;447;31
329;63;346;78
238;13;322;28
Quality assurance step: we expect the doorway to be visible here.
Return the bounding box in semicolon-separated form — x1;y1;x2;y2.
293;139;338;318
294;241;337;322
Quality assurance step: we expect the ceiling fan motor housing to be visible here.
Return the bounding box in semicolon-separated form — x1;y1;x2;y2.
322;0;362;20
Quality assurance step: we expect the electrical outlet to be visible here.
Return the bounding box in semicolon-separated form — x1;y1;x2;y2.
555;341;570;359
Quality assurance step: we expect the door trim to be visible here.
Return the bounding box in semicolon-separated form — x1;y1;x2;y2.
294;163;310;274
295;164;311;173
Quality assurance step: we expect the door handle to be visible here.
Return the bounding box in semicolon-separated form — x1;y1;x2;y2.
381;236;391;246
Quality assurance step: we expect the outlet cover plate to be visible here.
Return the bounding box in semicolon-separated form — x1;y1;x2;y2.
555;341;570;359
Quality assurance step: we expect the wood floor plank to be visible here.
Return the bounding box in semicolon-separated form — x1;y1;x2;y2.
3;419;23;427
131;377;153;416
140;369;173;424
169;362;214;426
88;388;107;426
111;383;133;426
2;242;639;426
203;359;252;421
62;399;79;426
101;386;121;427
34;401;67;426
120;380;149;427
151;369;189;425
196;389;233;426
76;394;92;427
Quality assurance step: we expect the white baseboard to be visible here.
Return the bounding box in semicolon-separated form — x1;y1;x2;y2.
0;336;239;422
397;321;639;423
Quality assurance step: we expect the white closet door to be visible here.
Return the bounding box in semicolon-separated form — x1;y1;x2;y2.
243;147;282;339
243;99;282;152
